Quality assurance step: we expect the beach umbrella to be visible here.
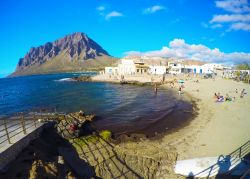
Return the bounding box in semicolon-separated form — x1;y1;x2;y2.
179;80;185;84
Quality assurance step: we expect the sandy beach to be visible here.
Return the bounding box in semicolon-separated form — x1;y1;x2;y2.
92;73;250;160
163;76;250;160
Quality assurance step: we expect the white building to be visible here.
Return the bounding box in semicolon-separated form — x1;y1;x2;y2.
168;62;185;74
117;59;136;75
149;65;168;75
105;67;118;75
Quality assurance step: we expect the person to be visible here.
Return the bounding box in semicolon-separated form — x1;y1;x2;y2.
154;83;158;95
214;93;219;100
240;89;245;98
162;73;166;83
215;92;224;102
235;89;238;94
225;94;232;101
178;86;182;95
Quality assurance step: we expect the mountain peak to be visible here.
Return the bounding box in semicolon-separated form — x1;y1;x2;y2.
14;32;113;75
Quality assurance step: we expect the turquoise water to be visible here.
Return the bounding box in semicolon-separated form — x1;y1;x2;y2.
0;73;194;136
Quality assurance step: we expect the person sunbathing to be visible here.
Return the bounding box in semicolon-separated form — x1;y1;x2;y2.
240;89;246;98
215;93;224;102
217;96;224;102
225;94;232;101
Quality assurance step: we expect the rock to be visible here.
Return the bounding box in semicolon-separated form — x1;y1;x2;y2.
71;76;92;82
56;110;95;139
58;156;64;165
71;134;178;179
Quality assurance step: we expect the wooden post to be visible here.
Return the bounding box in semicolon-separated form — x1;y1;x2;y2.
21;114;26;134
3;119;11;144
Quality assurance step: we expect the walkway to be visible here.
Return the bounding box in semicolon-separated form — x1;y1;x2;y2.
0;115;44;153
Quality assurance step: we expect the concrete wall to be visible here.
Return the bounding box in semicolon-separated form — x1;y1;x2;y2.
0;124;45;171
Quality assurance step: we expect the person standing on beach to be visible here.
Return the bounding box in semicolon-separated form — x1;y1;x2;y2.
178;86;182;95
154;83;158;95
162;73;166;83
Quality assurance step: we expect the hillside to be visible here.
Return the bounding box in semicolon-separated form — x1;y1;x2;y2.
12;32;117;76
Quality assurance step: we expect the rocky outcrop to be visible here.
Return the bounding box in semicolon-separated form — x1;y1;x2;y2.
71;75;92;82
57;110;95;139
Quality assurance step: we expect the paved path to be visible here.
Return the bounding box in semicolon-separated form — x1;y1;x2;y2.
0;119;44;153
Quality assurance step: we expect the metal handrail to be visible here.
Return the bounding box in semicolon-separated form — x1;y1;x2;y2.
0;111;66;145
194;139;250;178
0;113;45;145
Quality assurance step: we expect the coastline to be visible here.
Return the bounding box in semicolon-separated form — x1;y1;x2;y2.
91;74;199;139
91;73;250;160
2;73;249;178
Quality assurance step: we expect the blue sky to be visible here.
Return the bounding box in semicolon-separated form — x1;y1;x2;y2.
1;0;250;77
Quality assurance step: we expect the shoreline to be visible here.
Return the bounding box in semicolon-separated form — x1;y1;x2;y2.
2;73;249;178
162;77;250;160
90;73;250;160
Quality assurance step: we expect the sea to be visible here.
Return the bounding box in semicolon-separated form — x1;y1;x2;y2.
0;73;195;136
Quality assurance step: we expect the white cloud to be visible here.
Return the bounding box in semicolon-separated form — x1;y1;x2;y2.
229;22;250;31
208;0;250;31
215;0;250;13
210;14;250;23
211;24;223;29
105;11;123;20
143;5;166;14
124;39;250;64
97;6;106;11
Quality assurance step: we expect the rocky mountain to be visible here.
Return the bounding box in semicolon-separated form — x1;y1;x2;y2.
12;32;117;76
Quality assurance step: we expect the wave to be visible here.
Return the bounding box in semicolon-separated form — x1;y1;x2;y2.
54;78;73;82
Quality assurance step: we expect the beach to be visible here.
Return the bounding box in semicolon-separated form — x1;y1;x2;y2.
163;77;250;160
1;73;249;178
92;73;250;160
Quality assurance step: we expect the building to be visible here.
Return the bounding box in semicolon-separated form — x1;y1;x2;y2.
117;59;136;75
168;62;185;74
104;56;225;76
116;58;150;75
134;61;149;74
105;67;118;75
149;65;169;75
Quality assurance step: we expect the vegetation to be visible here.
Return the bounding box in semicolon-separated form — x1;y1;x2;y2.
99;130;112;141
72;130;112;147
232;63;250;83
236;63;250;70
